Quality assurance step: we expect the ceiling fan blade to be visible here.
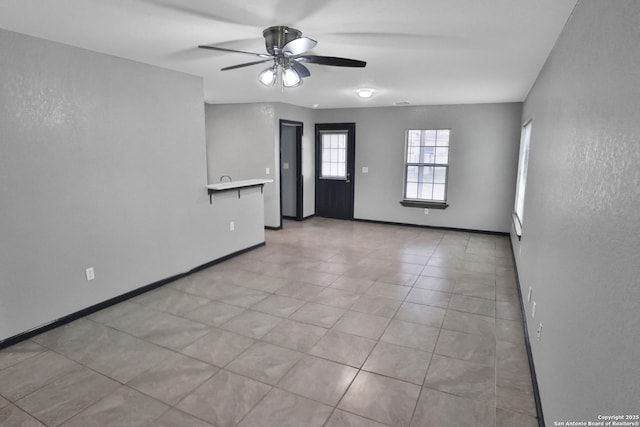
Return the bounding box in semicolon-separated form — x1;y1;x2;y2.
298;55;366;67
198;45;271;58
282;37;317;56
221;59;274;71
291;62;311;78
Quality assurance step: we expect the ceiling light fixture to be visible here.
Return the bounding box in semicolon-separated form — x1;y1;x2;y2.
282;65;303;88
258;66;277;87
258;63;303;88
357;88;375;99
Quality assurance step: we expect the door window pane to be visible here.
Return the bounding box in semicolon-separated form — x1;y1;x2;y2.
320;132;347;179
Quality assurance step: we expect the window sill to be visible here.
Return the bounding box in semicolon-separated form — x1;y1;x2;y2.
399;200;449;209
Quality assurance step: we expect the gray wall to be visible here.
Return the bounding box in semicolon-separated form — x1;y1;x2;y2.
0;29;265;342
511;0;640;422
205;103;279;227
205;102;317;227
316;104;522;232
206;102;520;232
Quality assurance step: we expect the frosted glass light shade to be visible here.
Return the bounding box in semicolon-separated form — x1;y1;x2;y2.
258;67;277;87
282;67;302;87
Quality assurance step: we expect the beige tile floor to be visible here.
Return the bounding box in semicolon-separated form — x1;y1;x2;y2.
0;218;538;426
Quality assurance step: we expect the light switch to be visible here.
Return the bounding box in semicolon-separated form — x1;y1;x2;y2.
266;167;270;175
283;163;289;170
362;166;369;173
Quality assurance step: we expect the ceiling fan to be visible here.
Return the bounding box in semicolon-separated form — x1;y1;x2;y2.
198;26;367;88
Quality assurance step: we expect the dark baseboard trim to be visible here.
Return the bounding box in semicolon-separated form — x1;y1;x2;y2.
0;242;266;351
510;241;545;427
282;214;316;222
352;217;509;236
280;215;315;223
265;225;282;230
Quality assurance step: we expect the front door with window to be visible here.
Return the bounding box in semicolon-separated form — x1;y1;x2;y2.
315;123;356;219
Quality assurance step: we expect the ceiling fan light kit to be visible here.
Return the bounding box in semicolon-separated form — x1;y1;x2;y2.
199;26;366;89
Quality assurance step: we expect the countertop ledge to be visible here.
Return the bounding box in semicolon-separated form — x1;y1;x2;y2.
206;179;274;191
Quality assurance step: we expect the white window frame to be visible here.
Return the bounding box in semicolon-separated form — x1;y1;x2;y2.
319;130;348;180
401;129;451;209
513;119;532;237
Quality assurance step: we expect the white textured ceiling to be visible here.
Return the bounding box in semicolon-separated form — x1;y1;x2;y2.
0;0;578;108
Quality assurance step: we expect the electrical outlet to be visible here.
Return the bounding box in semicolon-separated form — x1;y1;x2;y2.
536;322;543;341
532;301;536;319
85;267;95;281
527;287;532;302
424;208;429;215
362;166;369;173
229;221;235;231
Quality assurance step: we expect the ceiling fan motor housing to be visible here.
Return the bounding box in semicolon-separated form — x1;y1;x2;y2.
263;26;301;55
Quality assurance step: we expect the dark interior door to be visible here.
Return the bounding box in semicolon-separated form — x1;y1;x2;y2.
315;123;356;219
280;120;303;223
